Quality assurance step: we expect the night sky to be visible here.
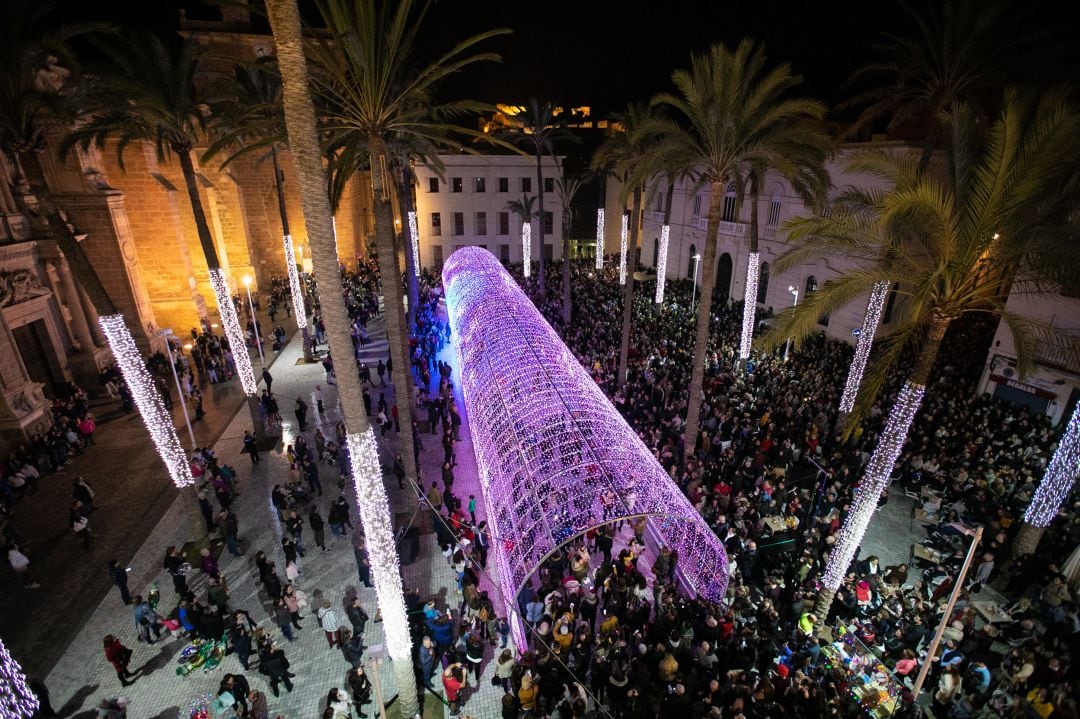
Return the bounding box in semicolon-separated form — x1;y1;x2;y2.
54;0;1080;119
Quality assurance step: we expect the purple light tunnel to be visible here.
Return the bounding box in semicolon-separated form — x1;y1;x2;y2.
443;247;729;627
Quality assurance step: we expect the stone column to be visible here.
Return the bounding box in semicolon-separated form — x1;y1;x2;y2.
55;258;97;350
77;283;108;347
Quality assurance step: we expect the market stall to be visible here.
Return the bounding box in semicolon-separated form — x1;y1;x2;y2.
819;624;902;718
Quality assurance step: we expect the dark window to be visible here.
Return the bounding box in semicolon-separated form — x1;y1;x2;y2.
543;211;554;234
883;283;900;324
499;244;511;263
721;182;737;222
475;177;486;193
451;177;462;193
757;262;770;304
431;212;441;236
805;276;818;295
453;212;464;235
498;212;510;235
428;177;439;193
544;177;554;193
521;177;532;193
475;212;487;235
433;245;443;267
498;177;509;193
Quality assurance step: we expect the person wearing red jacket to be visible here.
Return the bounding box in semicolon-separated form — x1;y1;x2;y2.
103;635;137;686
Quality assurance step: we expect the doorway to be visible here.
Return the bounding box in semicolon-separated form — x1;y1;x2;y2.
715;253;733;299
12;320;65;398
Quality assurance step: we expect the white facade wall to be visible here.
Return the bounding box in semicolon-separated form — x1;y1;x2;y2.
413;154;563;268
603;143;915;346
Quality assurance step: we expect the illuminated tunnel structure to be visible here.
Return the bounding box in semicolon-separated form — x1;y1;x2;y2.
444;247;728;629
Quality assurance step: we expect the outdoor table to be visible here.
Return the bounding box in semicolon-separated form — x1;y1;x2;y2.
911;543;943;564
763;516;789;534
972;600;1012;624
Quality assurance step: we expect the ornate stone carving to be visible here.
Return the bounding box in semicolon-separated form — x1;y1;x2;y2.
0;267;49;307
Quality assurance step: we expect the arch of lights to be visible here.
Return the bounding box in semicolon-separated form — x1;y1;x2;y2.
444;248;729;633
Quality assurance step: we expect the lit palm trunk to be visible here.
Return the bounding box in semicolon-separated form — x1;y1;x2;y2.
655;225;670;303
839;281;890;413
1013;404;1080;556
522;221;532;277
619;212;629;285
738;252;759;359
595;208;605;269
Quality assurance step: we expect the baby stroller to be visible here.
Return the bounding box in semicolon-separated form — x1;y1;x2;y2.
322;441;339;466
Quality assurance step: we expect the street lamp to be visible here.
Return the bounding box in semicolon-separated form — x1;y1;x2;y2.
690;253;702;311
160;329;197;450
783;285;799;362
241;276;265;367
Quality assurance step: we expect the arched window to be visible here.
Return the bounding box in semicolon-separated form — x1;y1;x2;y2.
883;282;900;323
757;262;770;304
721;182;737;222
652;237;660;267
687;244;697;278
766;191;782;228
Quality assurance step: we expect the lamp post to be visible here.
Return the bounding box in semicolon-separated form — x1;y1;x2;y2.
690;253;702;311
160;330;197;450
783;285;799;362
241;276;265;367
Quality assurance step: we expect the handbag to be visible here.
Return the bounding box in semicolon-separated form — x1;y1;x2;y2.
491;675;500;687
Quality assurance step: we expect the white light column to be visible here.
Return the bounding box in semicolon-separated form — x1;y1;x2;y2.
655;224;670;304
595;208;605;269
1025;404;1080;527
208;268;257;395
407;210;421;276
840;281;890;413
99;315;194;487
619;213;629;285
283;234;308;329
738;252;760;359
522;221;532;278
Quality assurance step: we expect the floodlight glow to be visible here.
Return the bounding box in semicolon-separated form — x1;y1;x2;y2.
655;225;670;303
619;213;629;285
283;234;307;329
208;269;257;395
595;209;605;269
1024;404;1080;527
822;381;926;589
522;221;531;278
407;210;421;275
443;247;729;621
738;252;759;359
840;281;890;413
99;314;194;487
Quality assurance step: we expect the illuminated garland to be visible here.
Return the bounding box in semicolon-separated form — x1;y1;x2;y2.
840;281;889;413
655;224;670;304
738;252;759;359
521;221;533;278
822;381;926;589
407;210;421;276
0;637;38;719
619;213;629;285
1024;404;1080;527
208;269;257;396
595;208;605;269
283;234;307;329
346;429;412;660
99;314;193;487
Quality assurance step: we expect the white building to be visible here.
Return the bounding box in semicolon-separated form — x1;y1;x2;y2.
603;142;917;345
412;154;563;268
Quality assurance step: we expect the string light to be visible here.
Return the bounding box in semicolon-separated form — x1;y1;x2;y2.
282;234;307;329
99;314;194;488
840;281;890;413
407;210;421;276
208;269;257;396
1024;404;1080;527
522;221;531;278
822;381;926;590
619;213;629;285
346;429;413;659
595;208;605;269
443;247;729;618
655;224;669;304
0;637;38;719
738;252;759;359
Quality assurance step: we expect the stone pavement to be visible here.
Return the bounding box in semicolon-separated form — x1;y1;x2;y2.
0;309;292;679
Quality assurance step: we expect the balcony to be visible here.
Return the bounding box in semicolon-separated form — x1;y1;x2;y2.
1037;340;1080;375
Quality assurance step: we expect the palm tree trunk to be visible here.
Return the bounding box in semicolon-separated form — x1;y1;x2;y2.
561;207;572;325
264;3;418;715
655;181;676;304
369;135;419;518
272;144;313;362
1012;403;1080;557
617;185;642;388
814;315;951;622
396;162;421;334
738;187;760;361
682;180;725;457
535;148;545;297
839;281;891;414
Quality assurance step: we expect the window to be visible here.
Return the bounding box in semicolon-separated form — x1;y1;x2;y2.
767;192;782;228
521;177;532;193
433;245;443;267
475;177;486;193
721;182;737;222
687;244;697;278
543;211;554;234
818;281;831;326
498;211;510;235
805;276;818;295
498;177;509;193
451;177;462;193
544;177;554;193
475;212;487;235
757;262;770;304
428;177;439;193
693;194;703;216
499;244;511;263
453;212;464;236
431;212;442;236
883;283;900;324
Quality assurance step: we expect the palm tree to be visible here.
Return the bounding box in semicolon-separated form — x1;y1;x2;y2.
758;90;1080;618
511;99;576;298
645;40;831;454
553;170;585;324
202;60;315;362
60;31;261;413
507;193;538;274
264;0;421;714
1015;404;1080;556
